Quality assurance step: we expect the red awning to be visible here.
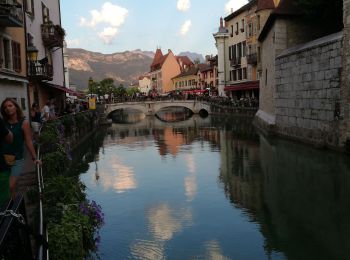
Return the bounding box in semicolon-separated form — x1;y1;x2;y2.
224;81;259;91
48;84;80;95
181;89;208;94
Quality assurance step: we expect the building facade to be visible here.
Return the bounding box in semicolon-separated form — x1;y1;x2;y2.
138;74;151;95
0;0;29;118
25;0;66;113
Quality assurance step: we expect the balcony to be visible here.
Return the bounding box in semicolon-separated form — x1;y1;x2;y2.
41;22;65;48
28;61;53;82
0;0;23;27
247;53;257;65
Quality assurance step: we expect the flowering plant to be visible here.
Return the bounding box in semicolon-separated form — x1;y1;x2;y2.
79;200;105;250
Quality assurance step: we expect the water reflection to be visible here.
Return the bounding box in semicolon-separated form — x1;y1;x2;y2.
75;112;350;260
97;156;137;193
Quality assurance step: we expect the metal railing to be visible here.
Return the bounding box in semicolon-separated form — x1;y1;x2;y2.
0;194;33;259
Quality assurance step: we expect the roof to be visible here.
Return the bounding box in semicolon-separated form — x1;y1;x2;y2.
258;0;301;42
176;56;193;67
198;64;212;72
224;0;257;22
172;66;199;79
256;0;275;11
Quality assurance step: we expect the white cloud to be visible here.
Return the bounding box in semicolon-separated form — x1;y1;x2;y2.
177;0;190;12
225;0;248;14
66;39;80;47
179;20;192;36
79;2;128;28
98;27;118;44
79;2;128;45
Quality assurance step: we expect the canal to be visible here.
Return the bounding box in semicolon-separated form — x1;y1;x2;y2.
72;109;350;260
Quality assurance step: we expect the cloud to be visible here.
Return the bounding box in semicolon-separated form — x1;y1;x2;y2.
179;20;192;36
177;0;190;12
225;0;248;14
98;27;118;44
79;2;128;28
79;2;128;45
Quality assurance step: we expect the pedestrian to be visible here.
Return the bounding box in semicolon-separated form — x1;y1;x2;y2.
1;98;41;197
41;101;50;122
0;116;13;205
49;99;56;120
30;102;41;134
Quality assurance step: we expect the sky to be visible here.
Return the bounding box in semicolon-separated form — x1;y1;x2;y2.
60;0;248;56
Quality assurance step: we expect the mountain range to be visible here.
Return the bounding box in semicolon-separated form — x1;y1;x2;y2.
67;49;205;91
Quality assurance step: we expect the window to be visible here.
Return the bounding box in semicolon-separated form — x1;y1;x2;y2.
238;69;242;80
229;46;232;60
233;70;237;81
27;33;34;47
42;3;50;23
232;45;236;60
241;19;245;32
237;42;242;61
243;68;247;79
11;41;21;72
231;25;234;37
25;0;34;16
3;38;11;69
257;15;260;31
242;41;246;57
265;69;268;85
21;98;26;110
236;22;239;35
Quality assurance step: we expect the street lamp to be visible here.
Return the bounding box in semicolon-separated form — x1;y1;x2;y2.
27;45;38;62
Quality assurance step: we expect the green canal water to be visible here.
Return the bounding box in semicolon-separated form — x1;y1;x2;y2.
73;109;350;260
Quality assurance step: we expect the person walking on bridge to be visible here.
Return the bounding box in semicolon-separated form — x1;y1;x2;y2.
1;98;41;197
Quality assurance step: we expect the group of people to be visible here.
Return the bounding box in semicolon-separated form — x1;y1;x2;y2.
0;98;41;205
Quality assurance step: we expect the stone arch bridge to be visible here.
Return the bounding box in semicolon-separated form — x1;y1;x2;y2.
104;100;211;116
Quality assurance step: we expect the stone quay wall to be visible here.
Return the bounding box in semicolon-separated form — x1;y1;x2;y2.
274;32;343;147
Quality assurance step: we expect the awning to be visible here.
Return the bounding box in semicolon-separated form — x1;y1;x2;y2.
45;83;79;95
224;81;259;91
181;89;208;94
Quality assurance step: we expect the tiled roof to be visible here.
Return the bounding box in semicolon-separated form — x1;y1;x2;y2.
176;56;193;66
256;0;275;11
150;48;164;69
172;66;199;79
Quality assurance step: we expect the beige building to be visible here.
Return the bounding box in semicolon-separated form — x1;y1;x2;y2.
197;56;218;94
223;0;260;100
138;74;151;94
149;48;193;94
172;66;199;92
0;0;29;118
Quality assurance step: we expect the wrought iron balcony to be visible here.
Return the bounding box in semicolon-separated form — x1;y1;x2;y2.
0;0;23;27
28;61;53;81
247;53;257;65
41;22;65;48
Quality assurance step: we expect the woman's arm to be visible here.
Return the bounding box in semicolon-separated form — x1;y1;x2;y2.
22;121;38;161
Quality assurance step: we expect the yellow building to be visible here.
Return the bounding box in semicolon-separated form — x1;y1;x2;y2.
149;48;193;94
0;0;29;117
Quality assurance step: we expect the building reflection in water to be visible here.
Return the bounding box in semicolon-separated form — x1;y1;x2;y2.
219;128;350;260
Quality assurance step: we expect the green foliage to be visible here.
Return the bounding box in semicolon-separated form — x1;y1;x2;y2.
47;205;86;260
38;124;59;145
42;145;68;177
61;115;75;136
126;86;140;96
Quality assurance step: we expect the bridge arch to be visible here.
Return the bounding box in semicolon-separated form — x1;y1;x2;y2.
105;100;211;116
